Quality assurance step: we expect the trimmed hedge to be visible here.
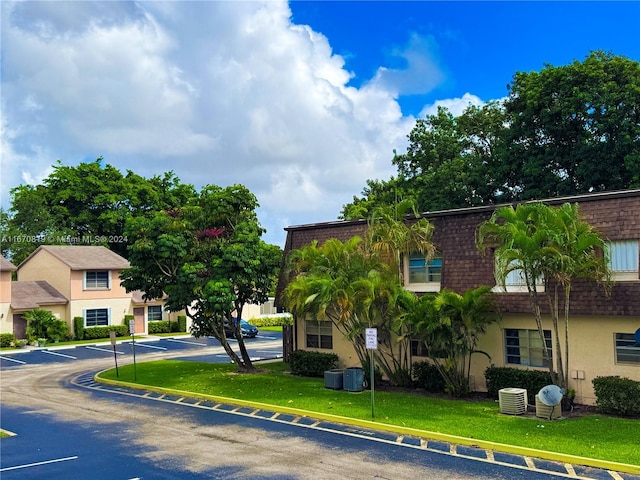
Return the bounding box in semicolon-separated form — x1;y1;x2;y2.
0;333;15;348
592;376;640;417
247;314;293;327
73;316;85;340
148;321;171;334
484;366;553;404
83;325;129;340
289;350;339;377
413;361;446;393
177;315;187;332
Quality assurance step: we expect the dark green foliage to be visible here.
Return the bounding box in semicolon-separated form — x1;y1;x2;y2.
83;325;129;339
2;158;196;263
413;361;446;393
0;333;15;348
289;350;339;377
592;376;640;417
177;315;187;332
24;308;70;342
148;321;171;334
484;366;553;404
123;315;134;333
342;52;640;220
73;316;85;340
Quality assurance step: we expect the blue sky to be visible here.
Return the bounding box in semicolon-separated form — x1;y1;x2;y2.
1;1;639;247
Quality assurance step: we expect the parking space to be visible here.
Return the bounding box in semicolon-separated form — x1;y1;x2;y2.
0;332;283;369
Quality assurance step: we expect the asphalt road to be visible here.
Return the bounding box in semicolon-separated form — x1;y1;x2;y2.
1;335;637;480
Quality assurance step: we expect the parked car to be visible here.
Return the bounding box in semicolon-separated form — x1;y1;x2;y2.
224;318;259;338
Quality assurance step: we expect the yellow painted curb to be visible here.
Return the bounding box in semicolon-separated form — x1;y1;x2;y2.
93;372;640;475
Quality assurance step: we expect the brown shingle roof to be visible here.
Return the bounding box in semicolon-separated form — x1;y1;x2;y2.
1;256;17;272
11;280;68;311
22;245;130;270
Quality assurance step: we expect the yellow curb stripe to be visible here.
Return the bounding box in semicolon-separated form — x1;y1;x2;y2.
93;371;640;476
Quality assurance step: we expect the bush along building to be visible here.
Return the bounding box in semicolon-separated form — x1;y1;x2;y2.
275;189;640;406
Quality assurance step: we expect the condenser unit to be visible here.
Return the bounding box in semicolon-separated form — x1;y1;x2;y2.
498;388;528;415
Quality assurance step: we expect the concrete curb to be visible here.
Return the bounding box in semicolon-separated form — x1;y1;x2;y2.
94;371;640;476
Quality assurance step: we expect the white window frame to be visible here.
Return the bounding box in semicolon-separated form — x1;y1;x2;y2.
614;333;640;365
607;240;639;282
83;308;111;327
493;261;545;293
147;305;163;322
84;270;111;290
505;328;552;367
305;320;333;350
404;253;442;293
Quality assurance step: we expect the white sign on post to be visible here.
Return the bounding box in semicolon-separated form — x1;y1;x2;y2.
129;319;136;335
365;328;378;350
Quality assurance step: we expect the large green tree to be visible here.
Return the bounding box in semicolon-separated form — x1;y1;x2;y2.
3;158;196;263
476;202;611;393
342;51;640;219
121;184;282;372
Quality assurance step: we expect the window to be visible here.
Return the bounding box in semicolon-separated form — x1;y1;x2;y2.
305;320;333;349
148;305;163;321
505;328;552;367
615;333;640;364
406;254;442;291
494;261;544;293
85;270;110;289
85;308;109;327
607;240;639;281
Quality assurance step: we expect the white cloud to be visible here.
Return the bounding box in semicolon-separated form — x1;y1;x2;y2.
418;92;485;118
368;33;446;97
1;1;460;246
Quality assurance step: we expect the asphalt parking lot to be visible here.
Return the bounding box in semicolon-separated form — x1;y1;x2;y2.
0;332;283;368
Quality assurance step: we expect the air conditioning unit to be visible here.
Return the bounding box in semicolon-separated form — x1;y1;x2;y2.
498;388;528;415
324;369;344;390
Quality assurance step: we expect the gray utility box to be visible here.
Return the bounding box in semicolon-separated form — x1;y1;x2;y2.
324;369;344;390
343;367;365;392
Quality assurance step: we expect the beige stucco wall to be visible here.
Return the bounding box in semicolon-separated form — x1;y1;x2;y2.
71;298;133;327
69;270;130;300
18;251;72;297
1;271;12;303
0;304;13;334
296;313;640;406
464;313;640;406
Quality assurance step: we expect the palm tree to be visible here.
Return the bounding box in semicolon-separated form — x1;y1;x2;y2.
476;203;554;377
477;202;611;392
403;286;499;397
539;203;611;391
367;199;436;283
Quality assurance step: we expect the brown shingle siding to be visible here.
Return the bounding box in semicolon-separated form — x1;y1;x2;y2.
277;189;640;315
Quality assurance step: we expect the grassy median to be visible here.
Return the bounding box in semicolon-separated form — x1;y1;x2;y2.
97;360;640;466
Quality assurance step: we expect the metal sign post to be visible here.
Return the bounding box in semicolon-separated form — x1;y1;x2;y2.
365;328;378;419
109;331;119;377
129;319;137;381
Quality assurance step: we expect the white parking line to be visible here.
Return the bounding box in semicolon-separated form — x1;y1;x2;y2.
165;338;206;346
85;346;124;355
0;455;78;472
128;342;167;350
42;350;77;359
0;355;26;364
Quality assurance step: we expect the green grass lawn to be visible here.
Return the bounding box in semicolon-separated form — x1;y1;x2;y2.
97;360;640;467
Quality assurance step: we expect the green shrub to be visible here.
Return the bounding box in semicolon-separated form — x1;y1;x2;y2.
289;350;339;377
484;366;553;404
24;308;70;342
73;316;85;340
177;315;187;332
592;376;640;417
83;325;129;340
248;314;293;327
148;321;171;334
0;333;15;348
413;361;446;393
124;315;134;333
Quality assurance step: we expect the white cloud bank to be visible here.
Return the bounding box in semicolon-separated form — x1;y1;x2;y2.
1;1;482;246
